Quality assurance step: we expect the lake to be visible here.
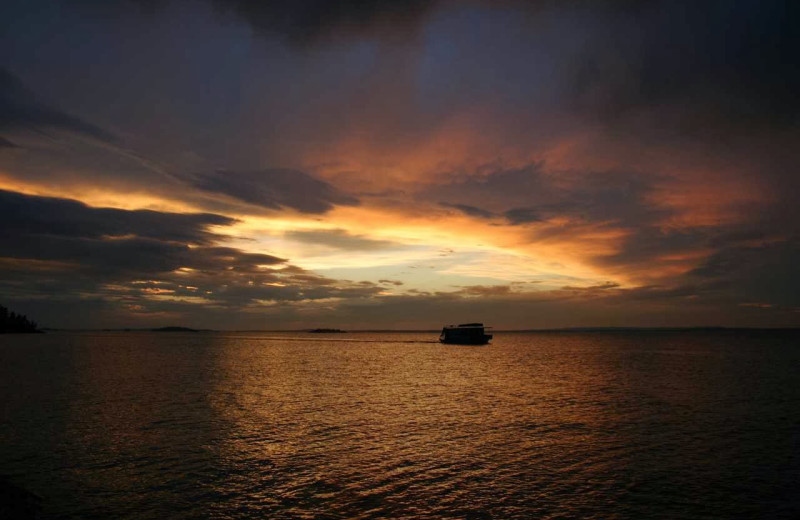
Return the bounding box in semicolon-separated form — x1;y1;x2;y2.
1;331;799;519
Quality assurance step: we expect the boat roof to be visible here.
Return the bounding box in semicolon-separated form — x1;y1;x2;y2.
443;323;490;329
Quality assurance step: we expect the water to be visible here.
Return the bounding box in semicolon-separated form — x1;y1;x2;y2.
1;331;799;519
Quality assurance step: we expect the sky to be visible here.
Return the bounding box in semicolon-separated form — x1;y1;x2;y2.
1;0;798;329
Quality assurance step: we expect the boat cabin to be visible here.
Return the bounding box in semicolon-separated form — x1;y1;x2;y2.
439;323;493;345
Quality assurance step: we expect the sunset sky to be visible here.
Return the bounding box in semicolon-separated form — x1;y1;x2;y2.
1;0;798;329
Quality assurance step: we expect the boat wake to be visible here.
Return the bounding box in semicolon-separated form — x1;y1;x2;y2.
221;335;441;344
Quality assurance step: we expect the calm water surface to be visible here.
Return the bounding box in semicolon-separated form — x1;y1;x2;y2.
1;331;799;519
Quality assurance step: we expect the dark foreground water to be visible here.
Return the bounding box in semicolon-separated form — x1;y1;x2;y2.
1;331;799;519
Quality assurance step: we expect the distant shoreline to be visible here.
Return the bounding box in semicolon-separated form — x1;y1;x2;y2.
38;326;800;333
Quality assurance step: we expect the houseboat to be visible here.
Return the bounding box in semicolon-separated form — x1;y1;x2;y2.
439;323;493;345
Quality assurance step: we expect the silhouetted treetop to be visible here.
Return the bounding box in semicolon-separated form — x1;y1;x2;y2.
0;305;41;333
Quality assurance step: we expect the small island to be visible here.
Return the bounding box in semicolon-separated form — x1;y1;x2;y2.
308;328;347;333
151;326;200;332
0;305;42;333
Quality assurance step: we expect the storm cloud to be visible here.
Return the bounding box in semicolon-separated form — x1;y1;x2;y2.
568;1;800;135
0;189;232;245
190;169;358;214
0;69;118;144
0;190;381;323
209;0;434;44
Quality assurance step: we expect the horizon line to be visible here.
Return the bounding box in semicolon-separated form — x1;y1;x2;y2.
38;326;800;333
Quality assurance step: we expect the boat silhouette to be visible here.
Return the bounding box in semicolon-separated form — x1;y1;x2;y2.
439;323;493;345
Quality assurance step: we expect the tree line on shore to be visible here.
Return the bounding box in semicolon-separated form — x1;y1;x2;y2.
0;305;41;333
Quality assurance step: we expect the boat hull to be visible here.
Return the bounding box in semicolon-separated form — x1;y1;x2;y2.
439;336;492;345
439;328;492;345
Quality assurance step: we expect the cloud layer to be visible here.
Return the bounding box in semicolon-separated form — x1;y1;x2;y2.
0;190;382;326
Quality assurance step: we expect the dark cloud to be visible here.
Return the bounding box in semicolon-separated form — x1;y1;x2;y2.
686;240;800;308
592;228;708;269
585;235;800;311
452;285;514;297
190;169;358;214
55;0;653;51
450;281;623;301
285;228;396;250
60;0;435;45
0;190;226;273
432;165;549;216
0;189;232;245
444;204;530;225
42;0;800;135
429;162;796;298
0;189;272;277
3;234;193;276
0;68;118;144
209;0;433;44
503;207;542;225
562;282;620;292
568;0;800;135
440;203;495;220
432;164;665;229
442;202;543;225
0;189;382;322
180;246;285;273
